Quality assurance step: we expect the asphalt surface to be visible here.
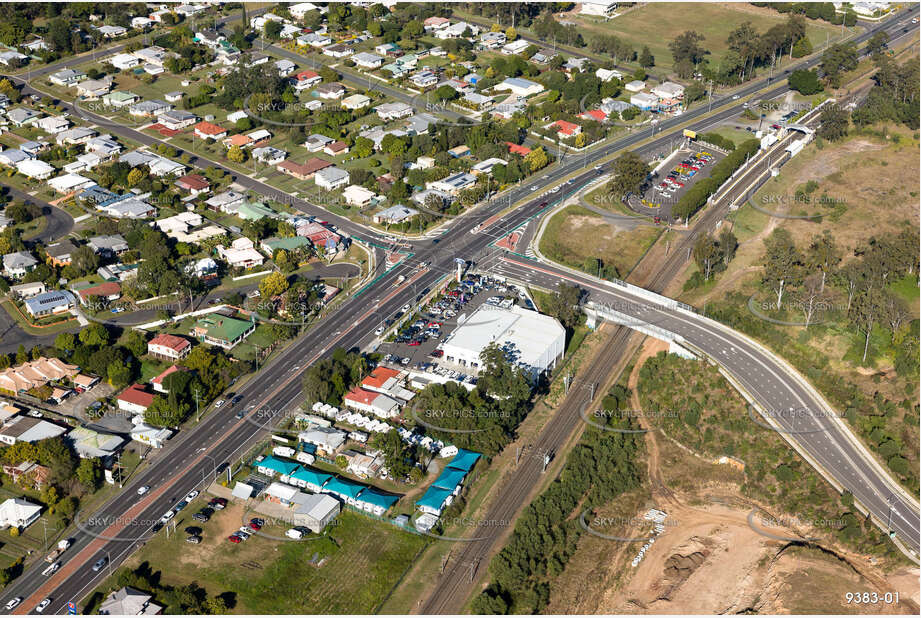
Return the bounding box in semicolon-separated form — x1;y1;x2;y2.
1;7;917;614
1;186;76;246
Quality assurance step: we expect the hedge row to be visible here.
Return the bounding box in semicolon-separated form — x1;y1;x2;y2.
673;138;760;221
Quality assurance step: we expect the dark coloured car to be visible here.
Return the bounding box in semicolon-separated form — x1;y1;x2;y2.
185;526;203;535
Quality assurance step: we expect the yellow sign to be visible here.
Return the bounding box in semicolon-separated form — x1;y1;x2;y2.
683;129;697;139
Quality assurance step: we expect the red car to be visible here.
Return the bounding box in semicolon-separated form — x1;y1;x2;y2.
689;166;700;171
210;497;227;509
407;340;421;346
227;535;242;544
771;124;781;130
248;520;262;531
673;181;685;188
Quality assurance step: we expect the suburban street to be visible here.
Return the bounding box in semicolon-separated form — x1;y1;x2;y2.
0;6;917;614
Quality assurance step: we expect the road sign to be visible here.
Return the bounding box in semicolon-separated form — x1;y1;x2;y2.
68;602;77;615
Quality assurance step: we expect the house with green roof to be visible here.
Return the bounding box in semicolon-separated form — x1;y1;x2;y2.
289;467;332;493
416;485;454;516
190;314;255;350
236;200;276;221
321;476;366;506
255;455;300;478
355;488;399;516
260;236;311;255
102;91;140;108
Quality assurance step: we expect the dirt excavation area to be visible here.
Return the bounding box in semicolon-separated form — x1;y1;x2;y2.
546;340;919;615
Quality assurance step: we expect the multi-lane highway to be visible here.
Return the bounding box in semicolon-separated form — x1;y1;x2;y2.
1;6;918;614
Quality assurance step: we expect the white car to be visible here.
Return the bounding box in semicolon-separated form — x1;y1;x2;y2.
159;511;174;524
732;94;740;100
185;490;199;501
214;399;225;408
36;598;52;613
137;485;150;496
401;304;411;312
5;598;22;611
374;327;384;336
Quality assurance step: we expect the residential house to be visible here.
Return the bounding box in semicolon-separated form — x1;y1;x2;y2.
375;102;413;121
1;462;50;488
252;146;287;165
205;190;245;213
428;171;476;194
128;99;172;117
9;282;45;299
35;116;70;134
23;291;75;317
75;77;113;98
147;334;192;361
277;157;331;181
274;59;296;77
304;133;334;152
548;119;582;140
99;587;162;616
372;204;419;226
48;173;94;194
109;53;140;71
49;69;86;86
0;51;28;66
157;109;198;130
316;82;345;99
217;237;265;269
480;31;506;49
2;251;38;278
117;384;155;415
323;140;349;156
341;94;371;110
0;417;67;445
6;108;41;127
596;67;623;82
501;39;530;56
55;127;97;146
193;121;227;140
624;79;646;92
495;77;544;97
410;70;438;89
353;52;384;69
190;315;256;349
322;44;353;58
76;281;121;306
174;174;210;195
314;166;349;190
630;92;658;110
0;497;41;529
44;239;78;266
87;234;129;257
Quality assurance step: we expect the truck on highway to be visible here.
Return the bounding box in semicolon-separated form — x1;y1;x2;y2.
45;539;71;563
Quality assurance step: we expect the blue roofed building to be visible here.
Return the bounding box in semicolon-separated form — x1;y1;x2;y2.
432;467;467;495
355;488;399;516
289;467;332;493
416;485;454;516
447;448;481;472
255;455;300;479
322;476;366;506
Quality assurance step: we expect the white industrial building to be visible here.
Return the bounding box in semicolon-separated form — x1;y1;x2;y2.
441;305;565;377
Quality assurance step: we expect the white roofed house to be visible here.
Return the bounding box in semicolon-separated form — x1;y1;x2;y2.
48;173;95;194
109;53;140;70
157;109;198;131
343;185;377;208
373;204;418;225
495;77;545;98
314;166;349;191
375;102;414;121
35;116;71;134
55;127;97;146
75;77;114;98
275;58;297;77
128;99;172;117
252;146;287;165
427;171;476;195
6;108;41;127
48;69;86;86
353;52;385;69
3;251;38;278
63;151;102;174
16;159;55;180
0;497;41;530
23;291;75;318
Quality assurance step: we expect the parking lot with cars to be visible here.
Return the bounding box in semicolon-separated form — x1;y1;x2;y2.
375;273;534;378
630;147;726;223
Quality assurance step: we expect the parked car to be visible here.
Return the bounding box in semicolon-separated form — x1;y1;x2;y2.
214;399;225;408
159;511;174;524
227;535;242;544
174;500;189;512
185;535;202;544
210;498;227;510
184;526;203;535
185;490;199;501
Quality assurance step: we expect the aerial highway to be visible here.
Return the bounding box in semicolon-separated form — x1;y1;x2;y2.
1;7;917;614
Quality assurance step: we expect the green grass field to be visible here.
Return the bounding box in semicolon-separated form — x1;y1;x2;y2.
567;3;844;73
99;505;427;614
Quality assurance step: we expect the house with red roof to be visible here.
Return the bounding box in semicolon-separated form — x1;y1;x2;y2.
77;281;121;306
276;157;332;180
147;333;192;361
174;174;210;195
360;366;415;402
343;386;400;419
223;133;252;148
579;109;607;122
293;69;321;89
117;384;156;414
505;142;531;157
150;365;188;393
193;121;228;140
547;119;582;139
